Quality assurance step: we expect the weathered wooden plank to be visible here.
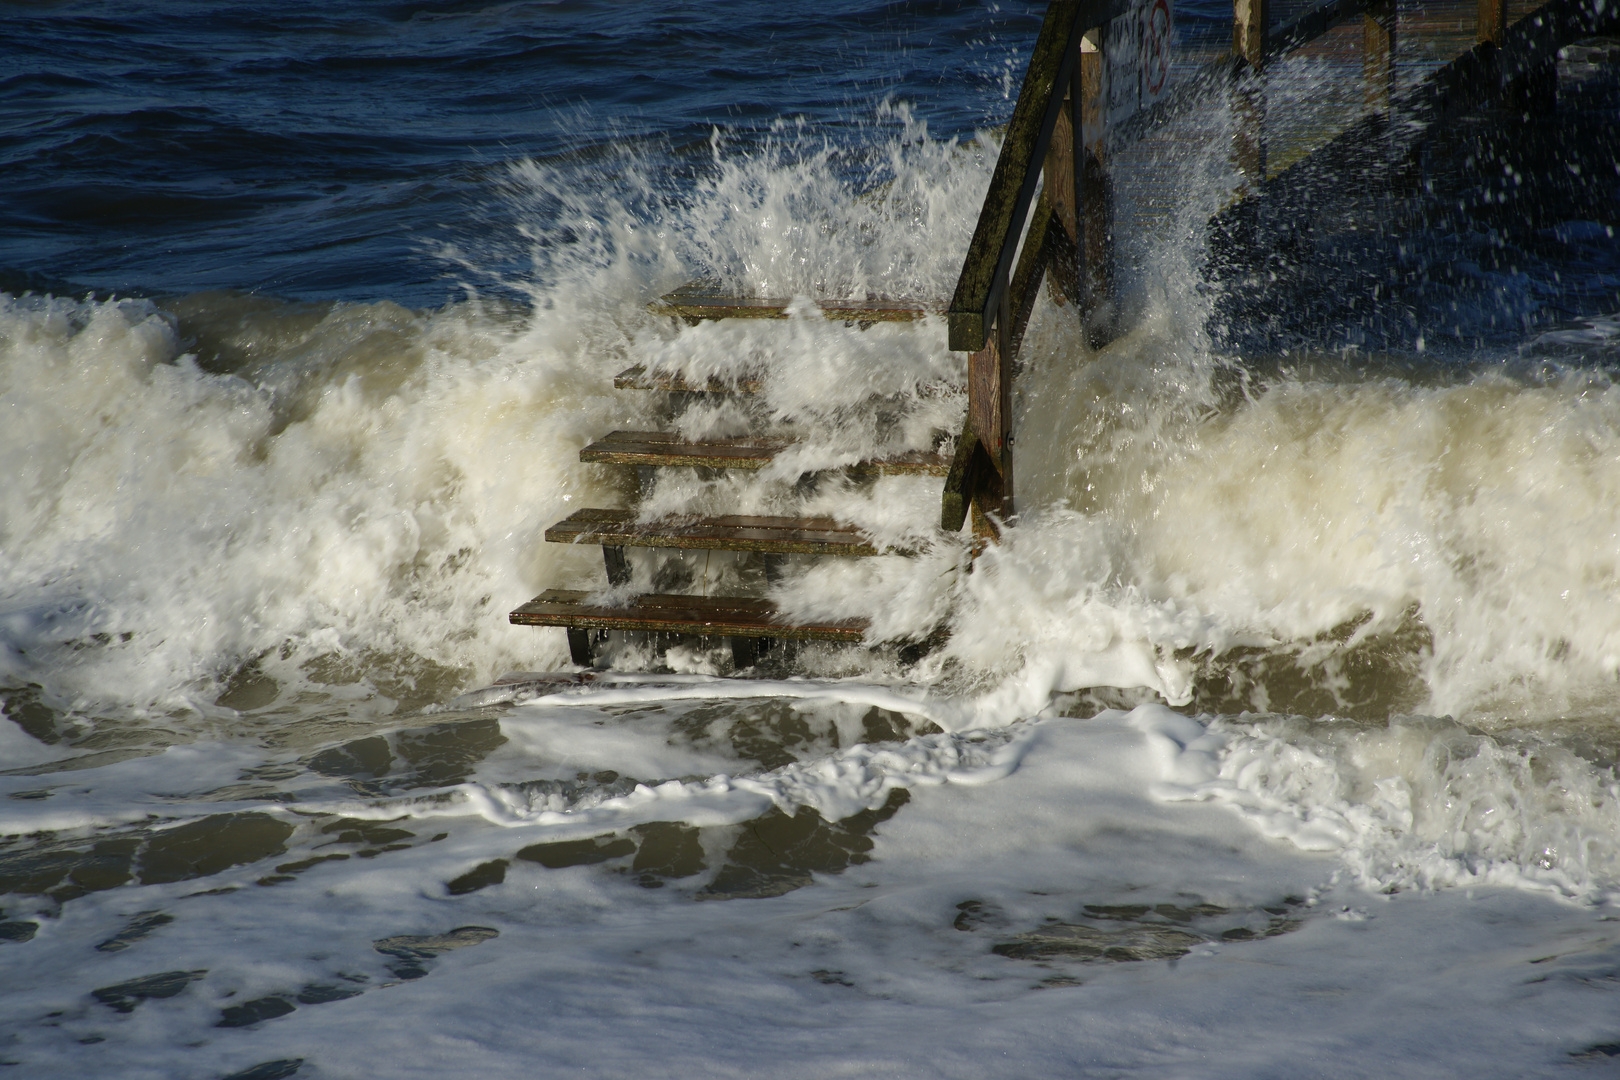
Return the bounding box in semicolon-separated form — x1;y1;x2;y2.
1079;29;1116;336
995;285;1015;510
579;430;950;475
1044;95;1079;250
583;430;792;467
509;589;868;642
613;366;765;393
968;335;1001;464
1008;192;1056;355
970;461;1006;542
650;282;943;324
545;507;887;556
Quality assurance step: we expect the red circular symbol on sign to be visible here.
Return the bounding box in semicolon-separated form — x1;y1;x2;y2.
1145;0;1172;96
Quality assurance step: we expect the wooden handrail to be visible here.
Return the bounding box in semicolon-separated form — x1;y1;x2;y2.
954;0;1383;350
958;0;1563;347
941;0;1572;540
948;1;1094;353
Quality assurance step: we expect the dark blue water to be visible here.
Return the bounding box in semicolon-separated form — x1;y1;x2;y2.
0;1;1062;305
0;0;1255;307
4;0;1612;340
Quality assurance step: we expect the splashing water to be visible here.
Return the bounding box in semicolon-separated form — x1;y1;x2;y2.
4;54;1620;1080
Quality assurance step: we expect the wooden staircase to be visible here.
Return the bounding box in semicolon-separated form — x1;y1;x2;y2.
509;292;953;670
505;0;1602;673
507;2;1097;674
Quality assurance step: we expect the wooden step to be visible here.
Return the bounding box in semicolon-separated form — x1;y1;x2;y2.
509;589;867;641
545;507;887;556
614;365;765;393
580;430;951;476
651;281;944;324
614;365;961;395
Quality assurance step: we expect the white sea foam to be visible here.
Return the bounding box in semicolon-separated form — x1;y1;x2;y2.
1137;706;1620;903
7;110;1620;732
5;110;1620;954
7;708;1620;1079
0;290;634;715
8;28;1620;1080
449;719;1029;832
1027;356;1620;720
678;103;992;303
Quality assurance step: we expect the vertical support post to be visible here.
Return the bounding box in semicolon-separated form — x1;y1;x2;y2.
965;293;1013;534
952;4;1088;543
1364;0;1396;115
968;449;1005;541
1039;17;1086;309
730;635;770;670
1475;0;1507;109
996;284;1014;519
567;628;596;668
1036;87;1075;299
1232;0;1269;186
1234;0;1268;67
966;316;1001;540
1071;29;1086;297
602;545;631;587
967;334;1000;486
1078;28;1115;345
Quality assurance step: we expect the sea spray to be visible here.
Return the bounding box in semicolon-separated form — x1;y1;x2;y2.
5;106;1620;737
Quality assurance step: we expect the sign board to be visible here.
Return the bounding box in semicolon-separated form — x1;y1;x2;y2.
1100;0;1173;129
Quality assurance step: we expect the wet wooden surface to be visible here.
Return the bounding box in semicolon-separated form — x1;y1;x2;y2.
545;507;887;556
613;366;765;393
580;430;951;475
509;590;869;641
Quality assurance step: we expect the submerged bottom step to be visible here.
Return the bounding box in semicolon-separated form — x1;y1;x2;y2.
509;589;867;639
509;589;868;667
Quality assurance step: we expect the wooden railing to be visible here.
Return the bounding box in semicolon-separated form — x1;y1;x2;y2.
942;1;1099;538
940;0;1595;538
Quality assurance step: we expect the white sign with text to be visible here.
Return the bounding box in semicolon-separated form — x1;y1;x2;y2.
1101;0;1173;128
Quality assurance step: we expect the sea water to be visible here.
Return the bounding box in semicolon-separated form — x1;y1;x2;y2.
3;2;1620;1077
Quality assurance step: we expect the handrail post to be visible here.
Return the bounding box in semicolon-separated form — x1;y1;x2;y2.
966;305;1007;535
944;0;1092;540
1364;0;1397;115
1235;0;1269;66
1477;0;1506;44
1079;29;1116;345
1232;0;1269;185
1043;66;1081;305
996;283;1015;520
